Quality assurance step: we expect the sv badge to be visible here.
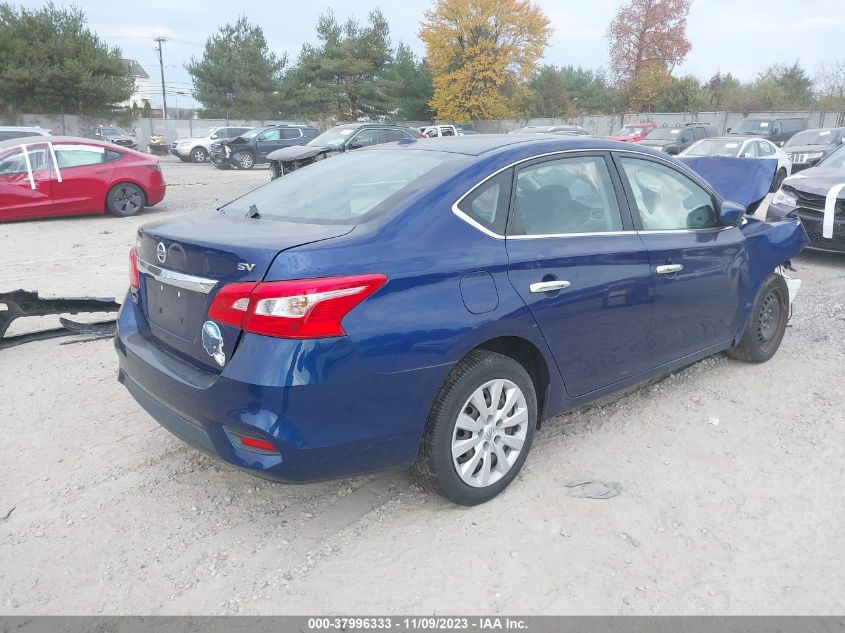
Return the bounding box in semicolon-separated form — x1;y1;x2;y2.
237;262;255;272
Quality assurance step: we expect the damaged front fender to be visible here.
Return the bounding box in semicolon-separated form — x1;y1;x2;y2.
740;216;809;294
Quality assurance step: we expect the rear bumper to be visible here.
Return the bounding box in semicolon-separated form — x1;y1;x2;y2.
115;296;446;483
147;181;167;206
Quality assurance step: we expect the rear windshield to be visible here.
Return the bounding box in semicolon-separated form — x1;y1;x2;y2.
684;138;743;157
221;149;469;224
786;130;839;146
819;145;845;169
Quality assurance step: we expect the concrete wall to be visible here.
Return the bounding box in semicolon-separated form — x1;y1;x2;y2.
5;110;845;150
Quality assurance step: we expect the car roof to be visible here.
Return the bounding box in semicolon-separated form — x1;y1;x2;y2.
0;135;122;151
797;127;845;133
364;134;665;157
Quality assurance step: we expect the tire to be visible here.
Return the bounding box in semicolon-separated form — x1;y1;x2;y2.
727;273;789;363
238;151;255;170
413;350;537;505
770;168;787;193
106;182;146;217
190;147;208;163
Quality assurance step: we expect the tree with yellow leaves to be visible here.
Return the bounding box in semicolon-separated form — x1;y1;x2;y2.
419;0;551;121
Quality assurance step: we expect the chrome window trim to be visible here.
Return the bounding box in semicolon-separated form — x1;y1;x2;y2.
451;147;711;240
137;258;218;294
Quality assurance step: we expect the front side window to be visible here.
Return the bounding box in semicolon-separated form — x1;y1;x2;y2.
348;129;383;148
222;149;469;224
512;156;623;236
620;157;718;231
456;169;513;235
0;143;51;183
259;129;281;141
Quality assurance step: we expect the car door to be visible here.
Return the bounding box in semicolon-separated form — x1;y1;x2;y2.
504;152;655;397
254;128;283;160
0;142;54;221
614;154;746;364
50;142;119;214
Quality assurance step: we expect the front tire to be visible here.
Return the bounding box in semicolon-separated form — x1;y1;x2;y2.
191;147;208;163
770;168;787;193
106;183;146;217
728;273;789;363
238;151;255;170
413;350;537;505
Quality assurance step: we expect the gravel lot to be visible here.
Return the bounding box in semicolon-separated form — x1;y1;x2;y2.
1;157;844;615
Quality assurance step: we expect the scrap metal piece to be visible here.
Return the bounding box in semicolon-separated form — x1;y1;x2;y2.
0;289;120;348
566;479;622;499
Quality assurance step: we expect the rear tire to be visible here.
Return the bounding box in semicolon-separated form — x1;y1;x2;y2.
106;182;146;217
770;168;787;193
413;350;537;505
190;147;208;163
727;273;789;363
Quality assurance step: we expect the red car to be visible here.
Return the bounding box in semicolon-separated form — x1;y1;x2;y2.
0;136;166;222
608;122;657;143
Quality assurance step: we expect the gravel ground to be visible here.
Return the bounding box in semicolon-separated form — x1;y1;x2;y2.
1;157;844;615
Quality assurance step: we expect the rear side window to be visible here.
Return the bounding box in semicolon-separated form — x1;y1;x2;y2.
54;144;108;168
441;127;456;137
382;128;412;142
513;156;623;236
782;119;805;133
456;169;513;235
280;128;303;139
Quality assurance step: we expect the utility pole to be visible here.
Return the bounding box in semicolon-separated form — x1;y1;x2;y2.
154;37;168;119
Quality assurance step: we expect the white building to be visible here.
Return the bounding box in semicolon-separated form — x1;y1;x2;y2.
121;59;153;110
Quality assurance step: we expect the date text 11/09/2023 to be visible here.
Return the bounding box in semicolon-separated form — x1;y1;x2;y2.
307;617;529;630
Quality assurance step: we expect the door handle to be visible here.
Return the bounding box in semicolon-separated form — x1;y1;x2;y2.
656;264;683;274
529;280;571;293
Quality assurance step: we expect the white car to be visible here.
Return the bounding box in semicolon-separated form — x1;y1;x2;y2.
170;126;253;163
418;124;459;138
680;136;792;191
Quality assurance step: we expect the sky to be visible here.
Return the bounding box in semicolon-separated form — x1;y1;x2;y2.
22;0;845;108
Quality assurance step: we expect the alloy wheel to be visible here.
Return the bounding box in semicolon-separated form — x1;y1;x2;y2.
239;153;254;169
113;186;142;214
451;379;528;488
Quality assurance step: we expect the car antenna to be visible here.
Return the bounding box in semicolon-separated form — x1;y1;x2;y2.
245;204;261;219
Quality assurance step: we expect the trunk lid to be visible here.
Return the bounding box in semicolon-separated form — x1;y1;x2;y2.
136;213;352;372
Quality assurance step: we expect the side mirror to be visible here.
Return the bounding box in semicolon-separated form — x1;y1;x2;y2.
665;145;680;155
210;134;218;140
720;200;745;226
726;127;732;133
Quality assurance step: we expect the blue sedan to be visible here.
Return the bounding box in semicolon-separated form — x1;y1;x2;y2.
115;135;808;505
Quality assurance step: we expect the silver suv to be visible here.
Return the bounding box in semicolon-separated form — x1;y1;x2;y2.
171;126;253;163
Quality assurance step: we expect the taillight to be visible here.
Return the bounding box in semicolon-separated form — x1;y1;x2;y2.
129;246;140;289
208;274;387;339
